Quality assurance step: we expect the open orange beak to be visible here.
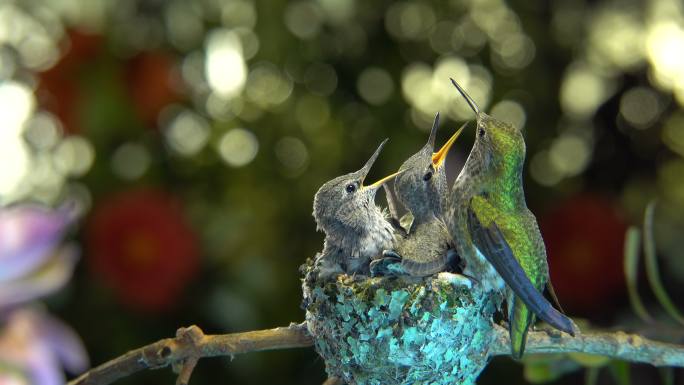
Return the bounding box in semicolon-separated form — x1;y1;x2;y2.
363;170;404;190
432;122;466;169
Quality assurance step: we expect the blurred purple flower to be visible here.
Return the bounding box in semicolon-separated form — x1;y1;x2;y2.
0;308;88;385
0;204;78;310
0;204;74;281
0;203;88;384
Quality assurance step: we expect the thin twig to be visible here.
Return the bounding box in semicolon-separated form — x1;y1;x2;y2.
68;323;314;385
491;324;684;366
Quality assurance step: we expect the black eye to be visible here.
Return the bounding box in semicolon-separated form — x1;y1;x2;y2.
423;171;433;181
345;183;356;193
478;127;486;137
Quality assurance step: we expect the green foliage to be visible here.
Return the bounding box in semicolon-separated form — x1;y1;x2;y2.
608;360;631;385
643;202;684;326
623;227;653;323
584;367;600;385
523;354;582;384
659;367;674;385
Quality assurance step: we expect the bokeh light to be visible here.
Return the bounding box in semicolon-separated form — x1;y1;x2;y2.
205;28;247;98
0;0;683;383
164;108;211;156
619;87;663;129
357;67;394;106
275;136;309;176
560;64;614;119
53;136;95;177
217;128;258;167
111;143;150;180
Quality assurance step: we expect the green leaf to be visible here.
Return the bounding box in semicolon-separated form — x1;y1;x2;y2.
623;227;653;323
523;354;582;384
584;367;600;385
524;361;559;384
568;352;611;368
643;201;684;326
659;367;674;385
608;360;630;385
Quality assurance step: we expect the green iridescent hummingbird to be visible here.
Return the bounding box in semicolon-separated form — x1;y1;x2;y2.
446;78;575;359
371;113;461;277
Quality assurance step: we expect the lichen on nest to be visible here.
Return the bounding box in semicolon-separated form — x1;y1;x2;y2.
301;259;500;385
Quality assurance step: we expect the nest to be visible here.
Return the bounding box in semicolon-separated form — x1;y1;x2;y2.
302;260;500;385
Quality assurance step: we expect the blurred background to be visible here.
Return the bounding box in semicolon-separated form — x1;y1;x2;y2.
1;0;684;383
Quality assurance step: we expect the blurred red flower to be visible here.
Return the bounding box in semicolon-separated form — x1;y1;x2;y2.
38;31;182;133
124;51;182;127
540;194;628;316
37;30;102;134
87;189;199;312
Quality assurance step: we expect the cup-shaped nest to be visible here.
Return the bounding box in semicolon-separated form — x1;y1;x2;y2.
302;265;499;385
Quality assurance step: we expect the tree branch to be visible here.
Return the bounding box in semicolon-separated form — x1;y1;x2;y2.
491;324;684;366
69;321;684;385
68;323;314;385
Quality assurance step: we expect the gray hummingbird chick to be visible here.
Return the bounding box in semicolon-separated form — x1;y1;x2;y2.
312;139;402;278
374;113;463;277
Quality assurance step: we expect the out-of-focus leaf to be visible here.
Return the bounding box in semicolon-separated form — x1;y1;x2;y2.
523;354;582;384
659;367;674;385
524;361;558;384
643;201;684;326
568;352;612;368
608;360;630;385
623;227;653;323
584;367;600;385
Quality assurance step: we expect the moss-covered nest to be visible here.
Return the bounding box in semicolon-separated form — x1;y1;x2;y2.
302;261;500;385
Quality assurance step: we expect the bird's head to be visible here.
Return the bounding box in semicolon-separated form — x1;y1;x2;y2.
313;139;401;234
450;78;526;175
395;113;464;218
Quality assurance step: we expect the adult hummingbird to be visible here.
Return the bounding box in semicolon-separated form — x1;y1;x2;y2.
373;113;461;277
446;78;574;358
312;139;402;278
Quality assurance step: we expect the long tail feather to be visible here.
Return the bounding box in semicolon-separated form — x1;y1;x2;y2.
509;296;535;359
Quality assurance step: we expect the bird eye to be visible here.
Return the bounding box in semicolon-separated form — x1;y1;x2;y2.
478;127;486;137
423;171;433;181
345;183;356;193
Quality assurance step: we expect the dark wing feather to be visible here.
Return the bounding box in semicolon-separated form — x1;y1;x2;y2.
467;208;575;335
546;281;565;314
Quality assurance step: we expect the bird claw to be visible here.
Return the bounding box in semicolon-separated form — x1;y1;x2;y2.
370;250;405;277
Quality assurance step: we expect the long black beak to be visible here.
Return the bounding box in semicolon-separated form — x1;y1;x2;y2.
450;78;481;117
427;112;440;149
358;139;403;190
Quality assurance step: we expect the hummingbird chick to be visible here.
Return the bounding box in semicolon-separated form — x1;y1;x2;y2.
373;113;462;277
312;139;402;278
446;78;575;358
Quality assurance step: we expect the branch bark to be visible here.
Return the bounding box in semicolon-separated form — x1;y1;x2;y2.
491;324;684;366
68;321;684;385
68;323;314;385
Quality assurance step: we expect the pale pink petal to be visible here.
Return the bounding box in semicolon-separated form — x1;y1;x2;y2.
0;246;79;309
0;204;74;282
37;313;89;374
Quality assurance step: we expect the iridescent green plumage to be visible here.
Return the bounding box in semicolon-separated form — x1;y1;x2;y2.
446;79;574;358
